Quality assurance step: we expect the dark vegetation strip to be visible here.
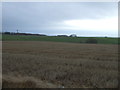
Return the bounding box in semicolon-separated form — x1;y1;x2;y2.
1;34;119;44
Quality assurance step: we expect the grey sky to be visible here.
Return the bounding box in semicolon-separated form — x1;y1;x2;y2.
2;2;118;37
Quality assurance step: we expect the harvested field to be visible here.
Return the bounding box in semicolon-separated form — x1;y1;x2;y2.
2;41;118;88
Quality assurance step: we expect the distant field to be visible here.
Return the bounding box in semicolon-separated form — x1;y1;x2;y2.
2;34;119;44
3;41;118;88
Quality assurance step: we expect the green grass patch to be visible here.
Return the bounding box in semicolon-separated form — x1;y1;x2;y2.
2;34;119;44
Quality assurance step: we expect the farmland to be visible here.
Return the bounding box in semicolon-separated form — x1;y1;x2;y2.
2;41;118;88
2;34;119;44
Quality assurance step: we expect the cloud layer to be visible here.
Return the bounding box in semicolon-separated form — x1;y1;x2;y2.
2;2;118;37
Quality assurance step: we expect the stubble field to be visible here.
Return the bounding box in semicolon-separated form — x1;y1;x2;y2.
2;41;118;88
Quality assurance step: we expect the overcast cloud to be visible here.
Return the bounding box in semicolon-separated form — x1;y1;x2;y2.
2;2;118;37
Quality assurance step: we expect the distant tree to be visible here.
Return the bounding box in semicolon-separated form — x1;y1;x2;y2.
39;34;47;36
4;32;11;34
69;34;77;37
86;38;98;44
105;36;107;38
57;35;68;37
